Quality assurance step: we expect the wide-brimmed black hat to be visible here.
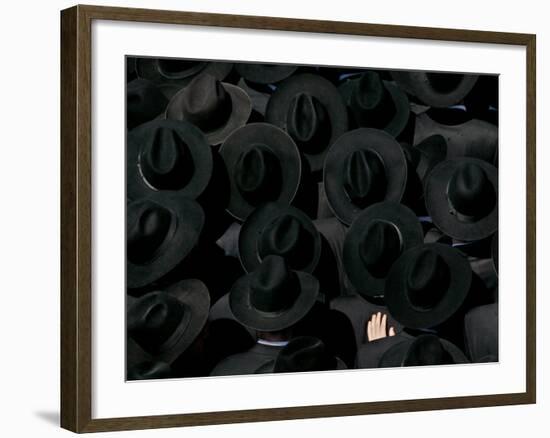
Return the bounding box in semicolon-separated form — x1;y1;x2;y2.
127;119;213;201
135;57;233;86
235;62;298;85
425;158;498;241
379;334;469;367
385;243;472;329
265;73;349;172
414;113;498;164
323;128;408;225
219;123;302;221
343;202;424;298
257;336;347;373
127;79;168;130
339;71;410;137
165;73;252;145
391;71;478;108
127;193;204;289
230;255;319;332
239;202;322;274
402;135;447;181
127;279;210;363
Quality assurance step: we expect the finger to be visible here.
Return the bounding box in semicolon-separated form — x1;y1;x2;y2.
381;313;387;332
376;312;382;328
389;326;396;337
367;320;373;341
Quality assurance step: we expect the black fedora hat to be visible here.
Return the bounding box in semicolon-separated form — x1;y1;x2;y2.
323;128;408;225
425;158;498;241
257;336;347;373
165;73;252;145
127;78;168;130
239;202;322;274
384;243;472;329
339;71;410;137
135;57;233;86
230;255;319;332
127;279;210;363
127;193;204;289
235;62;298;85
379;334;469;367
343;202;424;298
265;73;349;172
390;71;478;108
402;135;447;181
219;123;302;221
127;119;213;201
414;113;498;164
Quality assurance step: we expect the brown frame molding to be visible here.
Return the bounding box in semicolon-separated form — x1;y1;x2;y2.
60;4;536;433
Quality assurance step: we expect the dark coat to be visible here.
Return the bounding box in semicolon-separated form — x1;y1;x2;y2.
210;342;284;376
355;333;411;369
330;295;403;350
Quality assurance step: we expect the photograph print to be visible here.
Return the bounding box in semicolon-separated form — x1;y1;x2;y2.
125;57;498;381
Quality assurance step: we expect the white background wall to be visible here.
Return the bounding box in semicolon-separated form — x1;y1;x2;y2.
0;0;546;436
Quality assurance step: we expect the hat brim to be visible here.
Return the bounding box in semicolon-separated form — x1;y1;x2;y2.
235;63;298;85
390;71;478;108
384;243;472;329
127;193;204;289
127;119;214;200
414;114;498;164
425;158;498;241
220;123;302;221
323;128;408;225
135;58;233;85
339;78;410;137
379;337;469;368
166;82;252;146
229;272;319;332
265;73;349;172
343;202;424;298
239;202;322;274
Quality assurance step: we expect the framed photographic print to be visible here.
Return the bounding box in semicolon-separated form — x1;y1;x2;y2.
60;4;536;433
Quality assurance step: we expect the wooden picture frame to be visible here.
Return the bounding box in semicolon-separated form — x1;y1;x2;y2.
60;4;536;433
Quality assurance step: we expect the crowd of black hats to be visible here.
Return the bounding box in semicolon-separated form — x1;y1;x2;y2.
126;57;499;380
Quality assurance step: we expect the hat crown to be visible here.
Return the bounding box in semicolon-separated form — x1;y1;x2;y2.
234;144;282;204
275;337;335;372
359;220;403;278
406;249;450;311
343;149;387;208
128;291;184;352
127;200;173;264
258;214;314;271
426;72;464;93
181;73;231;131
354;72;385;110
249;255;300;313
448;162;496;219
286;93;331;154
140;127;193;190
403;334;453;366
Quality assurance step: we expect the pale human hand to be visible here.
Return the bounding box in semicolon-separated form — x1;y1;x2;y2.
366;312;396;342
